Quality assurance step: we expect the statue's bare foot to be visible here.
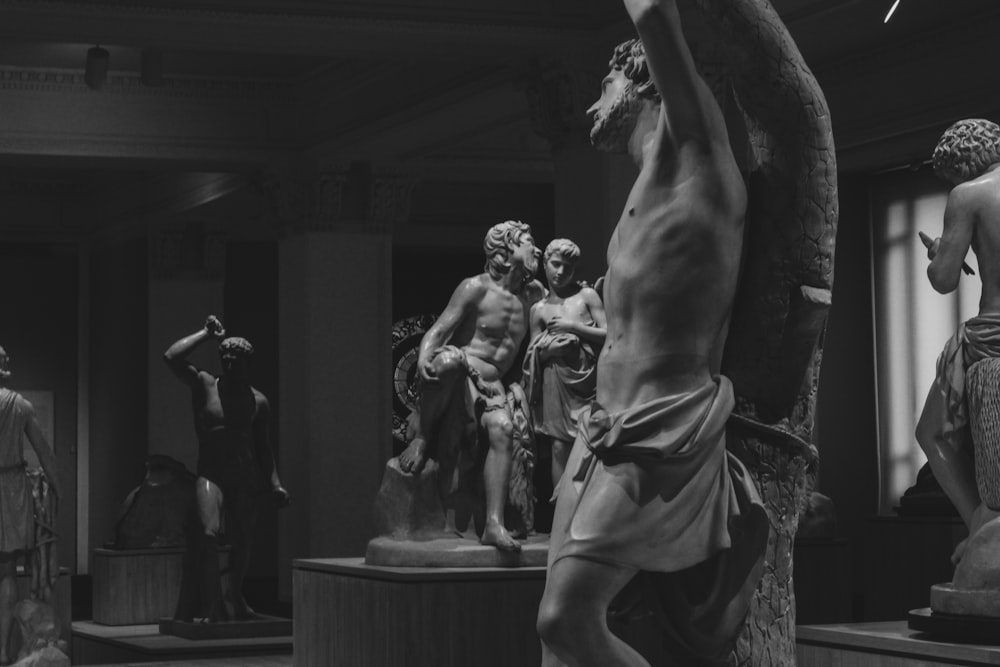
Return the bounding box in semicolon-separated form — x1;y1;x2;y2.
233;597;262;620
398;438;427;474
481;522;521;552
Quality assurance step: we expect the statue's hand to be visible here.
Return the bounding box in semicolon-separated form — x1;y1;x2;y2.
927;237;941;261
205;315;226;339
546;316;576;335
272;485;291;508
418;357;438;384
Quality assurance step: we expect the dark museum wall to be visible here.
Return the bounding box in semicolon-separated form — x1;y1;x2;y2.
0;242;78;570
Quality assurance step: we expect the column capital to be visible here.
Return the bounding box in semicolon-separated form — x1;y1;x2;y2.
149;222;226;280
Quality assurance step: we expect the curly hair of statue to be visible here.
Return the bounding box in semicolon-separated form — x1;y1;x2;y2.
610;38;660;103
966;357;1000;510
933;119;1000;184
482;220;532;280
544;238;581;264
0;346;9;382
218;336;254;357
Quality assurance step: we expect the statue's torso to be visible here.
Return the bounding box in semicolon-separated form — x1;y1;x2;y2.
456;276;532;380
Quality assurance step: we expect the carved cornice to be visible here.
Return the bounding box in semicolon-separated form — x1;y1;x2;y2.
0;66;290;99
263;167;393;236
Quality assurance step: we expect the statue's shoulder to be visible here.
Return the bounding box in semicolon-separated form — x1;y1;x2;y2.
524;279;546;304
251;387;270;409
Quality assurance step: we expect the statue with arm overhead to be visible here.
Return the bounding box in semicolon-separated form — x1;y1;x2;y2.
535;1;768;665
164;316;289;622
397;220;544;552
523;239;606;491
0;346;60;665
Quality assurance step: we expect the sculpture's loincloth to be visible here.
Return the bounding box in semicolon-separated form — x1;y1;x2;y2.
930;314;1000;453
522;331;597;443
550;375;768;663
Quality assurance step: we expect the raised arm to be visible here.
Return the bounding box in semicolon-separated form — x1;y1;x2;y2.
23;400;60;501
624;0;715;149
928;186;976;294
417;278;481;382
163;315;225;386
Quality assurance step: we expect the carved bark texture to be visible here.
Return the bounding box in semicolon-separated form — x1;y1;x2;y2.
693;0;839;664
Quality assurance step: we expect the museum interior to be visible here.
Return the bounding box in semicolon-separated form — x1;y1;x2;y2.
2;0;1000;665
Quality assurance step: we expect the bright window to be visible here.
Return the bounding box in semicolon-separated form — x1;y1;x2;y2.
872;168;980;513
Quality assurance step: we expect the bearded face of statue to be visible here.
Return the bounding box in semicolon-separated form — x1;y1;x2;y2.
588;69;642;154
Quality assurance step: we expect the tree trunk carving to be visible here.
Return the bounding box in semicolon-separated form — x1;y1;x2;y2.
693;0;839;663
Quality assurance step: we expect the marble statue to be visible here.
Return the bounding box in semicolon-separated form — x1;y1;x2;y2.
0;346;61;666
164;317;289;622
523;239;606;493
396;220;544;552
915;118;1000;617
534;2;770;664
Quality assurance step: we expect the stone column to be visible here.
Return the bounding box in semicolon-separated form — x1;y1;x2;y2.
525;64;635;283
273;162;401;595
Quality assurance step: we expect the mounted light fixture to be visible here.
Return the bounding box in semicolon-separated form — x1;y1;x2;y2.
85;45;109;90
884;0;902;23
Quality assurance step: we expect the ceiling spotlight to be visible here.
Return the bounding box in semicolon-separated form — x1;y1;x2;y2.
85;45;109;90
884;0;902;23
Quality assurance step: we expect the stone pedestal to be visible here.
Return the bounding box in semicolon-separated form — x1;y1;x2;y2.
293;557;545;667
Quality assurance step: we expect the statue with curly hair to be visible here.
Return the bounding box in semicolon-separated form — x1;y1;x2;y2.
0;346;60;665
916;118;1000;619
523;239;606;493
397;220;545;552
163;316;289;623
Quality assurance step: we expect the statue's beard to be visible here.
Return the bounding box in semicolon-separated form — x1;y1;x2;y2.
590;90;640;153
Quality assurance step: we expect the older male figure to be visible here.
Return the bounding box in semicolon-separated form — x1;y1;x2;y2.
164;317;289;622
0;347;59;665
536;1;768;665
398;220;543;552
917;119;1000;561
523;239;606;490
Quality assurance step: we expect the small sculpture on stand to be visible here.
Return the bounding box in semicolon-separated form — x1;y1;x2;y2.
162;317;289;627
368;220;545;565
522;239;606;496
114;455;195;550
0;346;65;666
909;119;1000;638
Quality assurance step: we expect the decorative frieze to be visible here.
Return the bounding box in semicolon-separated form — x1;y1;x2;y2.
150;223;226;280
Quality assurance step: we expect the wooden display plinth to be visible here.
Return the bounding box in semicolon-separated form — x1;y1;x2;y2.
293;557;545;667
92;546;229;625
70;620;292;665
797;621;1000;666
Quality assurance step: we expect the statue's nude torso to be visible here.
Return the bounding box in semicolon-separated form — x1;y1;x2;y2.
599;139;745;414
192;372;263;486
450;275;534;381
535;290;597;331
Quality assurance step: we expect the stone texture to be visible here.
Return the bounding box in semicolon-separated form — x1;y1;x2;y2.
371;457;447;541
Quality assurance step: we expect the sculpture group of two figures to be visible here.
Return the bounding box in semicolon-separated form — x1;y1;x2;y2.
372;0;840;663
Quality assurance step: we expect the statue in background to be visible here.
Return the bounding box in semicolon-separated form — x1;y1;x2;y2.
0;346;61;666
397;220;544;552
535;1;769;664
164;317;289;622
915;119;1000;617
523;239;606;493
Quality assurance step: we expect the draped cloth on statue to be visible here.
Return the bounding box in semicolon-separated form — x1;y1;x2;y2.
420;345;535;532
932;314;1000;453
522;331;597;442
549;375;768;664
0;389;35;554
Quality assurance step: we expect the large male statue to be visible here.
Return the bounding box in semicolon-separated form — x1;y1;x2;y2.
523;239;606;491
917;119;1000;565
164;317;289;622
0;346;59;665
398;220;543;552
536;1;767;664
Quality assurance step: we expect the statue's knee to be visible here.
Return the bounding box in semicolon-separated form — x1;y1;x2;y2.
536;595;573;648
483;411;514;445
430;349;464;379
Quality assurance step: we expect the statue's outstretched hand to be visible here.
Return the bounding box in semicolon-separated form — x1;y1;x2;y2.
205;315;226;339
272;485;291;508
